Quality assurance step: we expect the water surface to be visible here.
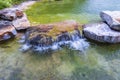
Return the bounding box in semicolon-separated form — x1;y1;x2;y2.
1;0;120;80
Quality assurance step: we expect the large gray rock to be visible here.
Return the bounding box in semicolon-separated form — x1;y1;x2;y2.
0;21;17;41
83;22;120;43
100;11;120;31
12;13;30;30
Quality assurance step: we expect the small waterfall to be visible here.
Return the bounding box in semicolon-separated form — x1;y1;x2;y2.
20;30;89;53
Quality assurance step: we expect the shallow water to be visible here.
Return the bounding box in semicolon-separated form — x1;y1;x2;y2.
1;0;120;80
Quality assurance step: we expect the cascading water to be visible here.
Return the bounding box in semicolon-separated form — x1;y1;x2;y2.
20;30;89;53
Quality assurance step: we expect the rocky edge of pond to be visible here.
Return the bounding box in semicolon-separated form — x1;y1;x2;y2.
83;11;120;43
0;1;120;52
0;8;30;41
0;1;36;41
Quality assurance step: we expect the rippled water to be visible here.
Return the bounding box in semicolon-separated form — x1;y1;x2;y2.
0;0;120;80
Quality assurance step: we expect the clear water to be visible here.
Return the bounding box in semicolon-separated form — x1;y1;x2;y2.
1;0;120;80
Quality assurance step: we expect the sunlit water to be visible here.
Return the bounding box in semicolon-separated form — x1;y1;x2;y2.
0;0;120;80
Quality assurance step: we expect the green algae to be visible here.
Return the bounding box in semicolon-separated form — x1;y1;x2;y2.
26;0;99;25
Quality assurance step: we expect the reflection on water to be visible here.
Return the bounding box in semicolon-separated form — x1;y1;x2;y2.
1;0;120;80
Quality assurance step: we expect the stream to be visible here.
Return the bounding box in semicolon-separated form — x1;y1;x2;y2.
0;0;120;80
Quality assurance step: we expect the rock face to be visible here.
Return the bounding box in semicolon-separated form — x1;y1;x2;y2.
20;20;89;52
0;21;17;41
83;22;120;43
100;11;120;31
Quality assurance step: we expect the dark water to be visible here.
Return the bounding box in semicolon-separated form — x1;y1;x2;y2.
0;0;120;80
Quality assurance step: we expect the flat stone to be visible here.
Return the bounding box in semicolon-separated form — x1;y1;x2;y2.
100;11;120;31
83;22;120;43
12;13;30;30
0;8;23;21
0;21;17;41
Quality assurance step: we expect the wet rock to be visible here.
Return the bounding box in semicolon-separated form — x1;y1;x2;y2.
12;13;30;30
0;21;17;41
83;22;120;43
100;11;120;31
0;8;23;21
25;21;79;46
20;20;89;52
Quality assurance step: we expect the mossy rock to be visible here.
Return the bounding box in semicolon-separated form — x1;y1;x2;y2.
20;20;83;52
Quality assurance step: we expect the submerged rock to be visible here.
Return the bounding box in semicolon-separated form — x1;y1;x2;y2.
20;20;89;52
83;22;120;43
0;21;17;41
100;11;120;31
0;8;23;21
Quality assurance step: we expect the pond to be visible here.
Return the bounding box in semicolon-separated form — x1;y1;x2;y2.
0;0;120;80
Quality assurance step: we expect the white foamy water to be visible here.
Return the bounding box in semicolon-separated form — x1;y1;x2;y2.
70;39;89;52
20;38;89;53
19;43;32;52
20;30;89;53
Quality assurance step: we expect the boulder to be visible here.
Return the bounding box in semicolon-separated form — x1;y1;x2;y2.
83;22;120;43
0;8;23;21
20;20;89;52
0;21;17;41
12;13;30;30
24;20;80;44
100;11;120;31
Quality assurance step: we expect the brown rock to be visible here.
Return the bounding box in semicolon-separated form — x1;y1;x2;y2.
26;20;79;37
0;21;17;41
20;20;82;52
